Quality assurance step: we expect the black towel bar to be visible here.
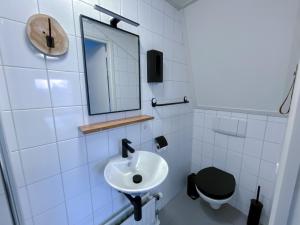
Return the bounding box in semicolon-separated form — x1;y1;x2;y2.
151;96;189;107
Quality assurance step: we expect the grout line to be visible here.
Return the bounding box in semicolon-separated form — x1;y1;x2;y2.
43;49;72;225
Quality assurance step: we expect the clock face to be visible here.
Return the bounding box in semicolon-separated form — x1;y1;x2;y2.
26;14;69;56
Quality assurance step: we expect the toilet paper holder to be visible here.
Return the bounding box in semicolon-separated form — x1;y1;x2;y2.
154;136;168;151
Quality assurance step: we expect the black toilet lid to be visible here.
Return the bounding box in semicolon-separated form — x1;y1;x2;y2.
195;167;236;200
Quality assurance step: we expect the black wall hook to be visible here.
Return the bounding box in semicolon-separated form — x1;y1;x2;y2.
46;18;55;48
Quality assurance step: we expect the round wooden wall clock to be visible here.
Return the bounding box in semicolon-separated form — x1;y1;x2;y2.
26;14;69;56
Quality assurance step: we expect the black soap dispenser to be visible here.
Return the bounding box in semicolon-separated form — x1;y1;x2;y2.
147;50;163;82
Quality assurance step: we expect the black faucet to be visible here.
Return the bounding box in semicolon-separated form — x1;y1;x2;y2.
122;139;135;158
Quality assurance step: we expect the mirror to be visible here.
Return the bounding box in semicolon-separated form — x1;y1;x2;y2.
80;15;141;115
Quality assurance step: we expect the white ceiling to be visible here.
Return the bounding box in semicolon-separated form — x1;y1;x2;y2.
166;0;198;9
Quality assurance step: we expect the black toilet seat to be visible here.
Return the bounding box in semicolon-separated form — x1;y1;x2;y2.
194;167;236;200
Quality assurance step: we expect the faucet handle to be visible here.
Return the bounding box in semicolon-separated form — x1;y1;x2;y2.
122;138;132;144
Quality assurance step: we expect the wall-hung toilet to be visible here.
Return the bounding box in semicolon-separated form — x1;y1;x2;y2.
194;167;236;209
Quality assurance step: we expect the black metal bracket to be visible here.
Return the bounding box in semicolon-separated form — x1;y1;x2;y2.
152;96;189;107
110;18;121;28
123;193;142;221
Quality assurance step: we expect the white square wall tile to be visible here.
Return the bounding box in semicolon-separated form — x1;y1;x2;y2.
138;0;152;29
201;155;213;168
66;192;92;225
226;150;242;171
0;0;38;22
53;106;83;141
267;116;287;123
121;0;138;21
213;147;227;170
21;144;60;184
91;184;112;211
141;121;153;143
262;142;282;163
93;204;113;225
38;0;75;35
228;136;244;153
73;0;100;36
27;175;65;216
246;119;266;140
151;7;164;35
194;112;205;127
247;114;267;121
259;160;277;182
77;39;84;73
17;187;32;220
86;132;109;163
14;109;56;149
5;67;51;109
257;178;275;200
193;126;204;140
1;111;18;151
46;36;78;72
9;152;25;187
49;71;82;107
108;127;126;156
239;170;258;192
214;133;228;148
126;124;141;146
0;19;45;68
265;122;286;144
242;155;260;176
79;73;87;105
62;165;90;199
0;66;10;110
203;129;215;144
101;0;121;14
231;112;247;119
89;159;107;188
244;138;263;158
202;142;214;158
33;204;68;225
204;114;215;128
237;120;247;137
58;138;87;172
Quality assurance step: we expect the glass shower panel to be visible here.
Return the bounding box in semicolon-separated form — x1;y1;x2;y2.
0;162;14;225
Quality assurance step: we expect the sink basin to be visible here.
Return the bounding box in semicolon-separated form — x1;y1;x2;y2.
104;151;168;194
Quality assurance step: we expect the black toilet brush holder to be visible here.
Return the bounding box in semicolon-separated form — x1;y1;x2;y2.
187;173;199;200
247;186;263;225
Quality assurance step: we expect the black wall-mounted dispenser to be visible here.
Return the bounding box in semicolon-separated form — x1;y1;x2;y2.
154;136;168;151
147;50;163;82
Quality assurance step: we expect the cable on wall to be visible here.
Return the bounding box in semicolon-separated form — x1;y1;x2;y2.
279;64;298;115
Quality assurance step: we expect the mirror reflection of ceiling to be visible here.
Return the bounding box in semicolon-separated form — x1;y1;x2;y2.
166;0;198;9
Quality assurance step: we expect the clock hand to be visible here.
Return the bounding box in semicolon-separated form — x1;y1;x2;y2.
46;18;55;48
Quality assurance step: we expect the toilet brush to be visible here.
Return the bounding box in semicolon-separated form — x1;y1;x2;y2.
247;186;263;225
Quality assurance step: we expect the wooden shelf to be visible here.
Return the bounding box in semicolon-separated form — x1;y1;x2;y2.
79;115;154;134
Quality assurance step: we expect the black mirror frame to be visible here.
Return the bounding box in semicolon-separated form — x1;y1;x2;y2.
80;14;142;116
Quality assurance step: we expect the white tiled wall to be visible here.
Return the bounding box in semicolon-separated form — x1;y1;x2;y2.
192;109;287;225
0;0;193;225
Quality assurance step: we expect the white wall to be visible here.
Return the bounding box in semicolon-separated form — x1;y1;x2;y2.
184;0;300;114
0;0;193;225
192;109;287;224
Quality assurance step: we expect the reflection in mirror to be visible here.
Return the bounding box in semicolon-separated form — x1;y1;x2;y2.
80;15;141;115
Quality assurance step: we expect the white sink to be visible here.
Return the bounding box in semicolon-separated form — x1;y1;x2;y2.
104;151;168;194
